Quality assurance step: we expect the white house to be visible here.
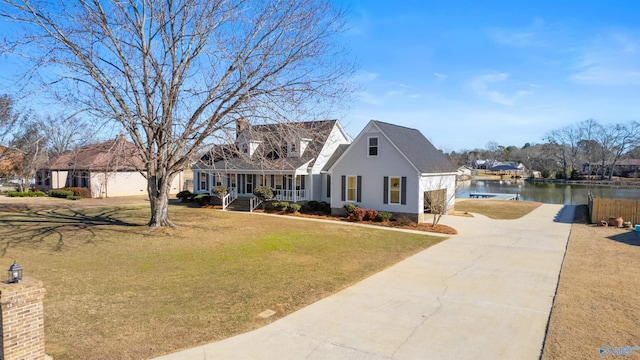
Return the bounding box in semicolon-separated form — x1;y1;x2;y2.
192;120;352;204
327;120;457;222
195;119;456;222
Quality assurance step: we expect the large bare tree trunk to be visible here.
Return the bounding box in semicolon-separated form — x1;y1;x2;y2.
2;0;354;228
147;174;176;228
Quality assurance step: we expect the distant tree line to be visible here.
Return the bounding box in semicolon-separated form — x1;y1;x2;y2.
446;119;640;180
0;94;93;191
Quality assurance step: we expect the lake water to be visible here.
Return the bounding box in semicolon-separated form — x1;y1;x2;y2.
456;180;640;205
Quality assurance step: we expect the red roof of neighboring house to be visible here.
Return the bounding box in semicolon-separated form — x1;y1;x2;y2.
46;135;144;171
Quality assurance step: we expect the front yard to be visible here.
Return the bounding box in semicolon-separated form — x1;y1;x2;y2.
0;199;444;359
542;205;640;358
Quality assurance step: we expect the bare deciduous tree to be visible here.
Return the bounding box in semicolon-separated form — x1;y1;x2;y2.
1;0;354;227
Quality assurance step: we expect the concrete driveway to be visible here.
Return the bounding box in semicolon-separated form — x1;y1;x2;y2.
155;203;575;360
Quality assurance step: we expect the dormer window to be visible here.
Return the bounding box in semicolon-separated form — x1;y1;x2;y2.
368;137;378;156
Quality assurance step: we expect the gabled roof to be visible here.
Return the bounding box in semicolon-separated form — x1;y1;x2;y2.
196;120;339;172
370;120;456;173
322;143;350;172
45;135;144;171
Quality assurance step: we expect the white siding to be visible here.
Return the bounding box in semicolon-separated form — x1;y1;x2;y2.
90;171;182;198
418;173;457;213
330;123;419;213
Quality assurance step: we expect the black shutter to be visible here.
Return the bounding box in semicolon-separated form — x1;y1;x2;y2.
271;175;275;187
357;176;362;202
301;176;305;189
401;176;407;205
341;175;346;201
327;175;331;197
383;176;389;204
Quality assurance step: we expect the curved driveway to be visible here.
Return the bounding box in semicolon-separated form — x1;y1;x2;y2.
155;204;575;360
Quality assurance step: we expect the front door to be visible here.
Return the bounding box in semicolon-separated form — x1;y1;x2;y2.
245;174;253;194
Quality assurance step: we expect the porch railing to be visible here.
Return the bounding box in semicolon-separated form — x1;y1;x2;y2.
274;189;307;202
249;197;261;212
222;187;237;210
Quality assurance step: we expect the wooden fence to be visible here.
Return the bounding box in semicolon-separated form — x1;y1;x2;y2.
588;193;640;225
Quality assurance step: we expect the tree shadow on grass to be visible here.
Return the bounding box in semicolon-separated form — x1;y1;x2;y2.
0;207;143;256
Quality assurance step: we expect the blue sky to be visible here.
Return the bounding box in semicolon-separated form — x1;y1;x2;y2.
339;0;640;151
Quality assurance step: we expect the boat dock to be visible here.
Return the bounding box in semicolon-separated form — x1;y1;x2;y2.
469;192;519;200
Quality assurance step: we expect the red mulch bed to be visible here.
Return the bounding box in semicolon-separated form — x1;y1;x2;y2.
256;210;457;235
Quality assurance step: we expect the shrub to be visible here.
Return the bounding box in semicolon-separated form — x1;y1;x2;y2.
62;187;91;198
343;203;357;214
377;211;392;222
7;191;45;197
287;203;301;213
252;186;274;202
349;207;366;221
541;169;551;179
66;195;82;200
364;209;378;221
211;186;228;199
193;194;211;206
49;190;75;198
318;201;331;214
273;201;289;211
307;200;319;211
176;190;195;202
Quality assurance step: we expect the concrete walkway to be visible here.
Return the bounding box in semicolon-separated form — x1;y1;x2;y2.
155;204;575;360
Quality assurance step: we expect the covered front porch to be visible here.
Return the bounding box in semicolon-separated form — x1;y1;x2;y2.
194;171;311;203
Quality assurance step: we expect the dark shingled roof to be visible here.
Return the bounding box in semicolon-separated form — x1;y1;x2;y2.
322;143;350;172
371;120;456;173
195;120;338;172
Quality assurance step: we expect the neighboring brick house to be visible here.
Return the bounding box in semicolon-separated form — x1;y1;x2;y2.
36;135;183;197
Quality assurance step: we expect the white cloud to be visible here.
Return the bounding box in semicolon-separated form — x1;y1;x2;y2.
467;72;535;106
486;17;549;48
352;71;380;82
571;31;640;86
434;73;448;81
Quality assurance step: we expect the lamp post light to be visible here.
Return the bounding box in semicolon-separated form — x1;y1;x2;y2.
7;261;23;284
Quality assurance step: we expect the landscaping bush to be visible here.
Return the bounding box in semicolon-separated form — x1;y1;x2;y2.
176;190;195;202
193;194;211;206
62;187;91;198
364;209;378;221
377;211;392;222
49;190;75;199
287;203;301;213
211;186;228;199
67;195;82;200
319;201;331;214
343;203;357;214
307;200;319;211
273;201;289;211
7;190;46;197
253;186;274;202
349;207;366;221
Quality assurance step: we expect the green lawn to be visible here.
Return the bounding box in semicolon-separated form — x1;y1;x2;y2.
0;203;444;360
454;199;542;219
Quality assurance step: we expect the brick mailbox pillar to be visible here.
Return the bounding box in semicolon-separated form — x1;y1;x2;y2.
0;277;46;360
